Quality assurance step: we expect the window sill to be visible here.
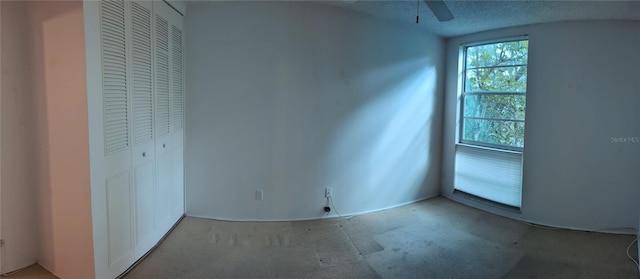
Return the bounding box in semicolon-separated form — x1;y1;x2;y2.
456;143;523;155
453;190;522;214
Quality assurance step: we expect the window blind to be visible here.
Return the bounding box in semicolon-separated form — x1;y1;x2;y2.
454;144;523;208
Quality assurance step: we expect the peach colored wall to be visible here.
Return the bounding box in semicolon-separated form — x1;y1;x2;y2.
27;1;95;278
0;1;40;273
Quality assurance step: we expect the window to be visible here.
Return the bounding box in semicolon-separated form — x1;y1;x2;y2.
453;38;528;209
460;39;528;151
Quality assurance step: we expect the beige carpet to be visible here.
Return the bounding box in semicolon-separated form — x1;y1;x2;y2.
4;197;637;278
121;197;639;279
1;264;58;279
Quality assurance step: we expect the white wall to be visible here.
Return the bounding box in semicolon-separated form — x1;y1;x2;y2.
185;2;444;220
442;21;640;233
28;1;95;278
0;1;39;273
1;1;95;276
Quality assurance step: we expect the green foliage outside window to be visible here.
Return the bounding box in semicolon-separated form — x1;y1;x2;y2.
462;40;528;149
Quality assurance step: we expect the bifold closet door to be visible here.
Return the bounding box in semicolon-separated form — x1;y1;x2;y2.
94;1;183;277
154;1;184;235
169;9;185;222
130;0;157;260
153;3;173;234
99;0;135;277
100;0;161;275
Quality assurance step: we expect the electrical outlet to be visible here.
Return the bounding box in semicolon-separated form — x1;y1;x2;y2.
255;189;264;201
325;187;333;198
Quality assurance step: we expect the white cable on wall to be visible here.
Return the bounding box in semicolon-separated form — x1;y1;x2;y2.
626;236;639;277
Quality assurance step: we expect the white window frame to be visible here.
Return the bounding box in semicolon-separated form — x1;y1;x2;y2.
457;36;529;153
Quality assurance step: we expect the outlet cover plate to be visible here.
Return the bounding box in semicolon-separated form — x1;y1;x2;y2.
325;187;333;198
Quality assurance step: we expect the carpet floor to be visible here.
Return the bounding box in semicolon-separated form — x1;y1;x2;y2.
120;196;639;279
3;196;637;278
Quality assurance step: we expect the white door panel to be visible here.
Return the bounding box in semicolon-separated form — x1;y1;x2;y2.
106;171;134;278
172;131;183;146
133;161;156;258
156;153;173;233
171;147;184;219
104;151;132;178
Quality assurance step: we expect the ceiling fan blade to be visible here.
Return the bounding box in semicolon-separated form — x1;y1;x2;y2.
424;0;454;22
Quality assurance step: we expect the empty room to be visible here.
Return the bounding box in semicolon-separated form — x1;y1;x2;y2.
1;0;639;278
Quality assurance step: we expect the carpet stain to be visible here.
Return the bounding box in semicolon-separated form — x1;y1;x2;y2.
208;233;218;244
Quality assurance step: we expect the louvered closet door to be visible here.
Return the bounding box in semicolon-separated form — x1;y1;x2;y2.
153;1;184;234
153;2;176;235
100;1;135;278
169;16;185;222
129;0;157;260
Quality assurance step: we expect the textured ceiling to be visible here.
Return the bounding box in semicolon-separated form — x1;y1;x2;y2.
325;0;640;37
